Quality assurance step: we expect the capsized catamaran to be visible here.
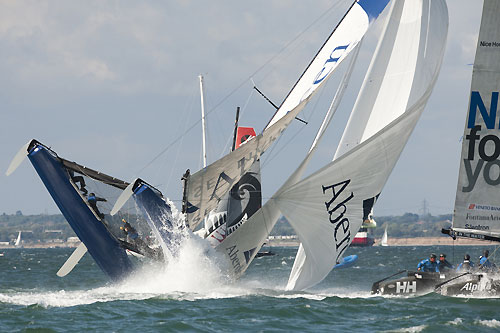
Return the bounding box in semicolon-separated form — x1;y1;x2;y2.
439;0;500;297
277;0;449;291
111;0;391;279
5;0;390;281
6;140;161;280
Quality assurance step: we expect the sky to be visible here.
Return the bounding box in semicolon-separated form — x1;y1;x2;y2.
0;0;483;216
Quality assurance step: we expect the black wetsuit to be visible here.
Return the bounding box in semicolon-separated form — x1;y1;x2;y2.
438;259;454;272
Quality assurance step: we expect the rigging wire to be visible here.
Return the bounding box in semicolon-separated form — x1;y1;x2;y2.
253;1;345;87
260;74;330;170
164;85;197;192
135;0;345;175
203;74;225;164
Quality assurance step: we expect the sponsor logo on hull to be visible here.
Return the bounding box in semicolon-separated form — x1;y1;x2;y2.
460;282;479;292
395;281;417;294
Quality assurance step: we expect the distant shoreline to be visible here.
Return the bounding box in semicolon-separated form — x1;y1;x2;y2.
0;236;495;250
265;236;496;247
0;243;79;249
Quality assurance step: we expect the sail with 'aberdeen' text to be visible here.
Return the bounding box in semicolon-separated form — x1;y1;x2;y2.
450;0;500;242
184;0;391;230
280;0;448;291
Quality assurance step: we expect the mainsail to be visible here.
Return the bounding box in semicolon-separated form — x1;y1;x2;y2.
185;0;391;230
281;0;449;291
445;0;500;242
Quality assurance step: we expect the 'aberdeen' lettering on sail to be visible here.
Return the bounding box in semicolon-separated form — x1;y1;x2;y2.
226;245;242;275
322;179;354;261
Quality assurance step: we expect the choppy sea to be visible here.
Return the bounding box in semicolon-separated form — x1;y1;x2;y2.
1;244;500;332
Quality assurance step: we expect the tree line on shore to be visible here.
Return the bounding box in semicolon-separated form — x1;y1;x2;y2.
271;213;452;238
0;212;453;243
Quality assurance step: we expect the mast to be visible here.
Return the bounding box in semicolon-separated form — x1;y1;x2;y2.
199;75;207;168
181;169;191;227
232;107;240;152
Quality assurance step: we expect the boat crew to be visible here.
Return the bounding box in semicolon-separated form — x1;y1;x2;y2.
456;254;474;272
437;253;454;272
87;192;106;219
121;219;139;242
478;250;496;272
417;253;438;272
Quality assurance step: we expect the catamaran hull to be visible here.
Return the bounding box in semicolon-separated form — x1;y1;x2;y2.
439;273;500;296
372;271;459;296
27;142;134;281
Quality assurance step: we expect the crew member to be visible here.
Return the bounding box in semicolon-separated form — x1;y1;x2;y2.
121;219;163;261
456;254;475;272
479;250;496;272
121;218;139;242
417;253;439;272
69;170;87;195
437;253;454;272
88;193;106;219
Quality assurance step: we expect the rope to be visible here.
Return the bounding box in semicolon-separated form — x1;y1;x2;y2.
261;76;329;170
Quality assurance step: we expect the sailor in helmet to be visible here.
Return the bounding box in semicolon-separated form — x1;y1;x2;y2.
417;253;439;272
456;254;475;272
437;253;454;272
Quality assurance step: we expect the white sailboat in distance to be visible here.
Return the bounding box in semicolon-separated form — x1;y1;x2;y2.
14;231;21;247
381;226;388;247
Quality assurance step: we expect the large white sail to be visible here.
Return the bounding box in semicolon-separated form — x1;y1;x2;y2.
282;0;448;291
265;0;390;130
451;0;500;241
335;0;420;159
185;0;391;230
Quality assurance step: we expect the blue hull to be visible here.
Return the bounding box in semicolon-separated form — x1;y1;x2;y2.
333;254;358;269
28;144;133;281
133;181;176;249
